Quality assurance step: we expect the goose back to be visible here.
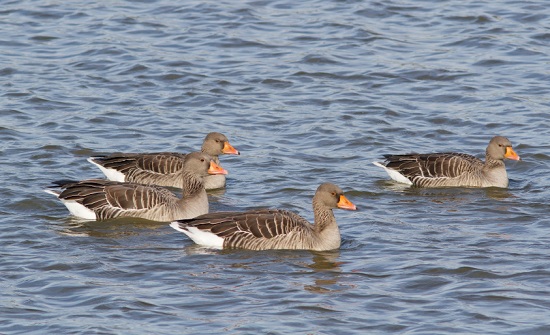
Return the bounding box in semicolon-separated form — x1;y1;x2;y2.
51;179;194;221
47;152;226;221
382;152;486;187
173;209;318;250
170;182;356;251
373;136;519;188
88;132;238;190
89;152;186;186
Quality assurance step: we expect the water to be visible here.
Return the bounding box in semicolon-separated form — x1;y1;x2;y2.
2;0;550;334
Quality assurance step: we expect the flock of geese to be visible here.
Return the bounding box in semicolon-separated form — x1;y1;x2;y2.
46;133;520;251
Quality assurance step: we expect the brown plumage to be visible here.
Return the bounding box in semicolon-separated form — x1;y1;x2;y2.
45;152;228;221
170;183;357;251
88;132;239;190
373;136;521;188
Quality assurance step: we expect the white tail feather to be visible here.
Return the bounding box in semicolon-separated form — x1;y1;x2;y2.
88;157;126;182
372;161;413;185
44;189;60;197
45;189;97;220
170;222;224;249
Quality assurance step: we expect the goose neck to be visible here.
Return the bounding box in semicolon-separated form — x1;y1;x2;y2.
181;172;205;199
312;201;336;233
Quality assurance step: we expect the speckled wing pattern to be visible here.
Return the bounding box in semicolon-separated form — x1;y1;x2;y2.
383;152;483;187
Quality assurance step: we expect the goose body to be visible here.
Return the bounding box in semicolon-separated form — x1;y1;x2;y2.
46;152;228;221
373;136;520;188
88;132;239;190
170;183;357;251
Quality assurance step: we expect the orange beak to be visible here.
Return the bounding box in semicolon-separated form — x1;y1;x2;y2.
222;141;240;155
505;147;520;161
337;194;357;210
208;161;228;175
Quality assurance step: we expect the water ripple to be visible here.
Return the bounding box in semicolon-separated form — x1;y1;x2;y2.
2;0;550;334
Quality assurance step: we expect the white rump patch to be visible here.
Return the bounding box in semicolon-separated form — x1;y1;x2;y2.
44;189;60;197
372;161;413;185
62;200;97;220
170;222;224;249
88;157;126;182
45;189;97;220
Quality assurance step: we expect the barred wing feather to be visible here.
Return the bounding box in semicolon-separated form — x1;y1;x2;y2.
383;152;482;179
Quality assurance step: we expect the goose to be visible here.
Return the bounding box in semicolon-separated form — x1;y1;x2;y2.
373;136;520;188
45;152;228;221
87;132;239;190
170;183;357;251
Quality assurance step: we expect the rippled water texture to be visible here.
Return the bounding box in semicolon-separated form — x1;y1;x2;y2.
2;0;550;334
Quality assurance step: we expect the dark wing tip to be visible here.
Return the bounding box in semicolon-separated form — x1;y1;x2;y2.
173;218;195;225
48;179;79;188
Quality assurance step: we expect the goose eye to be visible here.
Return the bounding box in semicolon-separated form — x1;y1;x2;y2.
200;158;205;162
331;192;336;196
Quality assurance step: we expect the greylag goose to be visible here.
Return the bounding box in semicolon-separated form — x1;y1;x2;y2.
170;183;357;251
45;152;228;221
373;136;520;188
87;132;239;190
